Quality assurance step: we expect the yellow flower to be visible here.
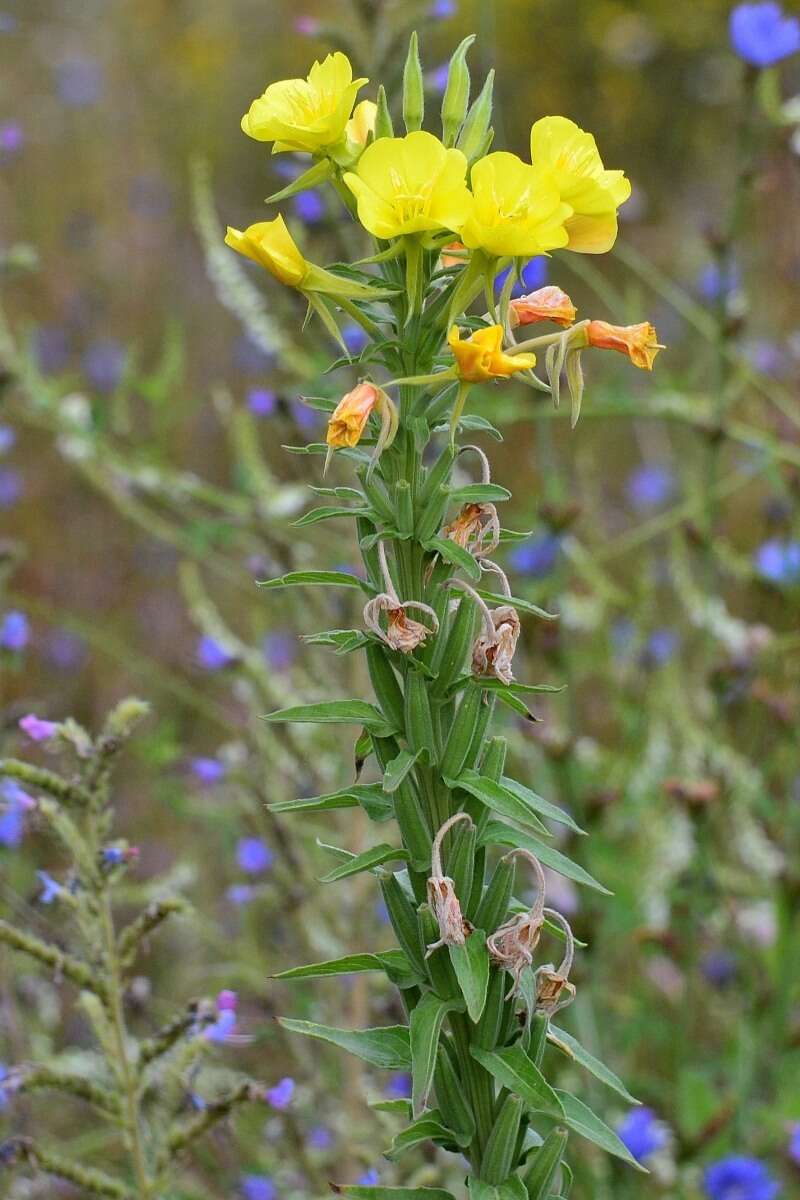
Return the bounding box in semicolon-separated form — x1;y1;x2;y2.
343;131;473;240
530;116;631;254
326;382;381;448
461;152;571;259
346;99;377;147
586;320;663;369
448;324;536;383
509;285;577;328
241;52;367;154
225;217;308;286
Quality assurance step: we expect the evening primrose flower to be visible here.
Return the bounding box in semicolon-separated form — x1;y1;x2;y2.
460;152;571;258
509;285;577;328
346;99;377;147
343;131;472;240
326;382;384;448
448;324;536;383
586;320;663;369
241;52;367;155
530;116;631;253
225;217;307;286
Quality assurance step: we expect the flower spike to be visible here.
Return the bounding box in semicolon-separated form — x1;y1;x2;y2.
362;540;440;654
426;813;474;956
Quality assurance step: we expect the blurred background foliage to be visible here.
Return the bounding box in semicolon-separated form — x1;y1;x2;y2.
1;1;799;1198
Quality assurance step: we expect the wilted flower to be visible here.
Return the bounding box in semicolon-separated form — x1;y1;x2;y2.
586;320;663;369
730;2;800;67
487;850;547;998
617;1107;670;1163
241;52;366;154
442;502;500;557
509;285;577;328
19;714;59;742
448;324;536;382
363;541;439;653
326;383;398;464
472;603;520;684
703;1156;781;1200
534;908;576;1016
426;814;473;954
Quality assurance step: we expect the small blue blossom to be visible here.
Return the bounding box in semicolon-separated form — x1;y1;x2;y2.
292;188;325;223
262;630;296;672
241;1176;277;1200
698;261;741;302
82;339;126;393
626;463;675;510
509;534;561;578
430;0;457;17
0;425;15;454
342;323;369;355
701;950;737;988
358;1169;379;1186
494;255;547;298
307;1125;334;1150
45;629;86;670
617;1107;669;1162
0;611;29;652
236;837;274;874
0;120;23;154
204;990;239;1043
0;1063;9;1109
37;871;63;905
266;1076;295;1110
227;883;256;905
643;628;680;666
19;714;59;742
385;1072;412;1099
703;1155;781;1200
55;57;104;107
0;803;23;848
730;2;800;67
197;634;235;670
0;466;23;508
754;538;800;584
247;388;277;417
427;63;450;94
191;757;227;785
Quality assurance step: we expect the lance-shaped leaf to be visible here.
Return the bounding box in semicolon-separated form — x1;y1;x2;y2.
269;783;392;822
479;820;611;894
279;1019;411;1070
432;414;503;441
475;588;558;622
444;771;550;837
370;1097;412;1116
382;748;423;794
423;536;482;582
499;776;585;836
410;993;457;1116
332;1189;456;1200
385;1109;455;1160
468;1177;528;1200
274;949;414;982
302;629;371;655
477;679;565;696
319;843;409;883
448;483;511;504
265;156;334;202
257;569;372;592
264;700;398;737
292;505;371;528
449;928;489;1022
555;1091;647;1172
548;1027;639;1105
470;1044;564;1118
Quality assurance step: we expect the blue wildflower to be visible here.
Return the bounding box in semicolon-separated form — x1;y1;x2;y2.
307;1125;334;1150
385;1072;412;1099
292;188;325;223
241;1177;277;1200
247;388;277;417
37;871;63;905
191;757;226;785
262;630;296;672
626;463;674;510
698;261;740;302
0;803;24;848
45;629;86;670
788;1124;800;1165
730;3;800;66
0;611;28;652
509;534;561;578
0;425;15;454
494;255;547;299
0;466;22;508
0;1063;9;1109
358;1170;379;1186
266;1076;295;1110
342;323;369;355
0;120;23;154
19;714;59;742
82;340;126;393
643;628;680;666
236;837;273;874
703;1155;781;1200
617;1107;669;1162
197;634;235;670
290;400;319;432
754;538;800;584
205;990;239;1043
430;0;456;16
427;64;450;94
227;883;256;905
701;950;737;988
55;57;104;107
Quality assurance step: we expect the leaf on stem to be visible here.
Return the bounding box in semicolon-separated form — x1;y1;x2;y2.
278;1018;411;1069
469;1044;564;1118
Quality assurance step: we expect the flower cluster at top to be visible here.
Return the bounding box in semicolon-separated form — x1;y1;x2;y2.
224;40;662;452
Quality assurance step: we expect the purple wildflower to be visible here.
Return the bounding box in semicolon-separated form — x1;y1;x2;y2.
494;255;547;298
788;1124;800;1165
83;340;126;392
55;57;104;107
701;950;737;988
37;871;63;904
698;261;740;302
342;323;369;355
358;1169;379;1186
0;611;28;652
427;64;450;94
247;388;277;417
290;399;319;432
241;1177;277;1200
197;634;235;670
292;188;325;223
754;538;800;584
385;1072;412;1099
204;991;239;1043
617;1107;669;1162
703;1156;781;1200
307;1125;334;1150
626;463;675;510
643;628;680;666
0;425;15;454
262;630;296;672
191;757;226;785
0;778;31;848
730;3;800;66
19;714;59;742
0;466;22;508
294;16;321;35
236;837;273;874
0;120;23;154
227;883;256;905
0;1064;9;1110
509;534;561;577
45;629;86;670
430;0;457;17
266;1077;295;1110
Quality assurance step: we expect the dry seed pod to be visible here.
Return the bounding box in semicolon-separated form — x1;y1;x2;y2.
426;813;474;956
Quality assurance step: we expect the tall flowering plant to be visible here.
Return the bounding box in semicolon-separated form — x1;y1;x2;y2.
228;35;662;1199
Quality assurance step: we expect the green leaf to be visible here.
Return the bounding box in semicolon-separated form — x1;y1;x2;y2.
555;1090;647;1172
493;688;539;722
433;414;503;441
410;993;457;1116
293;505;371;528
258;569;370;592
449;928;489;1022
334;1189;456;1200
302;629;371;655
283;441;369;463
424;535;481;582
479;821;611;894
279;1019;410;1069
497;527;533;544
382;748;422;794
547;1027;639;1105
385;1109;455;1160
468;1177;528;1200
273;949;412;981
265;156;333;202
444;771;550;837
479;679;565;697
499;776;585;836
475;588;557;622
319;843;409;883
264;700;397;737
309;484;366;502
470;1044;564;1118
448;483;511;504
269;784;393;822
370;1097;412;1116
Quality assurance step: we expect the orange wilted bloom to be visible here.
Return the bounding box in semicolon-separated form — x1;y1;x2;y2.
441;241;468;268
448;324;535;383
586;320;663;370
509;285;576;329
326;382;381;448
442;502;500;557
